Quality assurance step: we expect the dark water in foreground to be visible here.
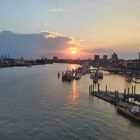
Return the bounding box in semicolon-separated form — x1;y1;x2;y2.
0;64;140;140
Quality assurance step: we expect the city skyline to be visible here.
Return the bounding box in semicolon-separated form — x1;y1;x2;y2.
0;0;140;59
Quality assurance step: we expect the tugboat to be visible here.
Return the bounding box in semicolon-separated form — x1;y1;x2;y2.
62;70;73;81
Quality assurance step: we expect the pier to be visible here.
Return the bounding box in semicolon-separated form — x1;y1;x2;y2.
89;83;140;122
89;83;140;105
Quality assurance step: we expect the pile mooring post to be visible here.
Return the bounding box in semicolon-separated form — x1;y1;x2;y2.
98;83;100;93
89;85;91;95
62;72;64;76
123;88;126;101
115;90;119;101
92;84;94;93
105;85;107;93
58;72;60;78
117;91;119;101
132;86;133;95
134;86;136;102
131;86;134;102
115;91;116;101
134;86;136;94
128;88;130;101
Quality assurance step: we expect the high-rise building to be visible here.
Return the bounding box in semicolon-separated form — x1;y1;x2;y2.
53;56;58;61
111;52;118;62
103;55;108;61
94;55;100;61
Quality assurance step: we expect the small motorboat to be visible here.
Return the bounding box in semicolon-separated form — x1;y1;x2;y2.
74;73;81;80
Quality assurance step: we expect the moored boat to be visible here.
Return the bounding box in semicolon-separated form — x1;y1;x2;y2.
93;76;98;84
62;70;73;81
92;70;103;79
74;73;81;80
117;102;140;122
90;73;94;79
98;72;103;79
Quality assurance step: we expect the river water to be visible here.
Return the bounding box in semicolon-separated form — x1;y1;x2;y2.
0;63;140;140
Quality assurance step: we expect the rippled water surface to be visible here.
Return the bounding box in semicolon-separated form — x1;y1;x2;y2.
0;64;140;140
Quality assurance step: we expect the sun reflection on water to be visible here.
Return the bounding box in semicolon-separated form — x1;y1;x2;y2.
68;80;79;105
68;64;79;71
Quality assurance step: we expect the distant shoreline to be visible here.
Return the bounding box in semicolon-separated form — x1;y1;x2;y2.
0;63;40;68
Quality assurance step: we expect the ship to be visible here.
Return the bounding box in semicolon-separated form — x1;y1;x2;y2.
62;70;74;81
117;102;140;122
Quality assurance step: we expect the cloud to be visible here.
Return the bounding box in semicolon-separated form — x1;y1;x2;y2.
49;8;74;13
41;30;66;38
0;30;81;58
0;30;138;59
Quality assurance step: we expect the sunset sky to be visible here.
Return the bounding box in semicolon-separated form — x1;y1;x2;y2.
0;0;140;59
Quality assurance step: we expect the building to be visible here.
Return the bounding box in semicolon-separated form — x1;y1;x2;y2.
103;55;108;61
94;55;100;61
53;56;58;61
126;60;140;70
111;52;118;63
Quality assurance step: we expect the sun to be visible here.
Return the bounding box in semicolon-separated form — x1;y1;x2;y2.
71;50;76;55
71;47;77;55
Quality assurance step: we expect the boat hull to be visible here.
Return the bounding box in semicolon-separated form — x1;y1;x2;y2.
117;105;140;122
62;75;73;81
